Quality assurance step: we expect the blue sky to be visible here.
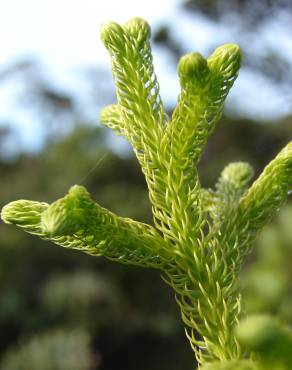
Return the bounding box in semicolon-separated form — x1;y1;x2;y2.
0;0;178;69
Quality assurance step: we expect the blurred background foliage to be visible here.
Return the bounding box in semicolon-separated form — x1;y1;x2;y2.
0;0;291;369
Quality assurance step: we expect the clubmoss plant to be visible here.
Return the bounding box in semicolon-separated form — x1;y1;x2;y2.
1;18;292;368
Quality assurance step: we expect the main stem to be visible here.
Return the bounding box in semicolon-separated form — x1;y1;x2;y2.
163;243;241;364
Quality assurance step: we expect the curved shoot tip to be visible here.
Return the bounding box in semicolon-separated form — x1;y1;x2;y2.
67;184;90;199
41;200;73;237
100;18;150;50
1;200;48;226
220;162;254;190
208;43;241;77
41;185;91;237
124;17;151;40
178;52;209;86
100;21;125;49
100;104;120;123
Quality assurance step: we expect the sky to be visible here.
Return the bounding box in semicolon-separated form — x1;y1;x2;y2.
0;0;178;71
0;0;291;154
0;0;178;153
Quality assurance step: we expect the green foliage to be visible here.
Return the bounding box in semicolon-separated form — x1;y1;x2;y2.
236;315;292;369
42;270;122;329
0;330;93;370
1;17;292;367
242;204;292;320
